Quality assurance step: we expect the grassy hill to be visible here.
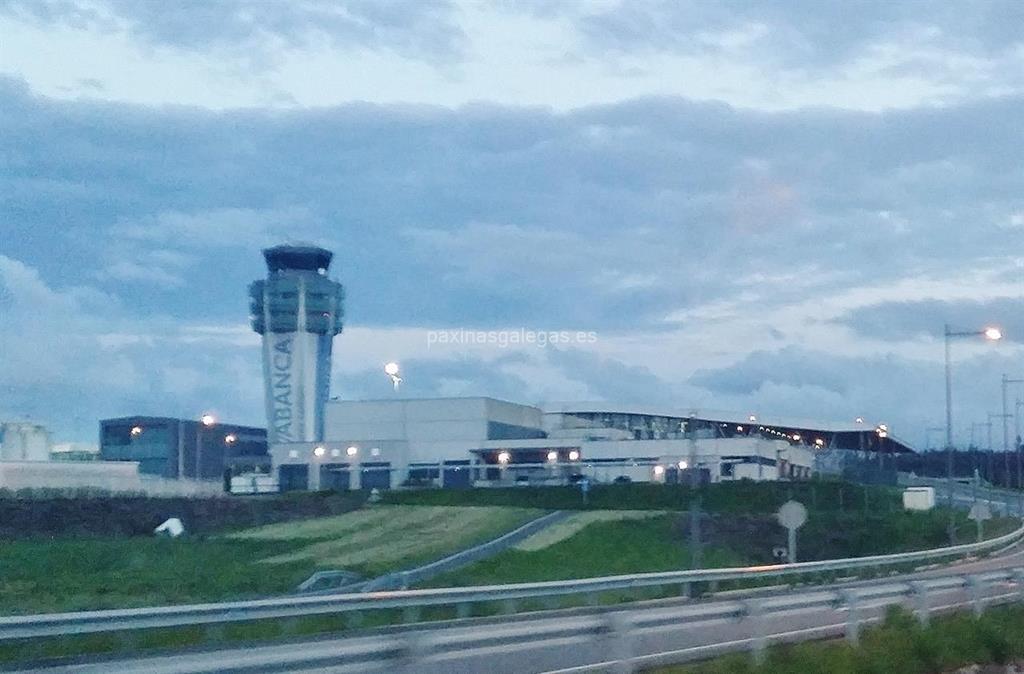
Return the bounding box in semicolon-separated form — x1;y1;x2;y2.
0;504;540;614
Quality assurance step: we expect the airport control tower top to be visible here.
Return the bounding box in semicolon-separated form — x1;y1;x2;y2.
250;245;345;336
262;244;334;274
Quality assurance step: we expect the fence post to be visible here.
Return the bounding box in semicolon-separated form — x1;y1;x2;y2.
395;632;428;674
743;599;767;665
605;612;634;674
840;590;861;646
909;581;930;627
966;575;985;617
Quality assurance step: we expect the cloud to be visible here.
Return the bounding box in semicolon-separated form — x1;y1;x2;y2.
99;261;185;288
689;344;1024;449
555;0;1024;70
110;206;322;249
336;354;535;403
3;77;1024;441
836;297;1024;343
0;254;266;435
0;0;466;64
546;348;676;405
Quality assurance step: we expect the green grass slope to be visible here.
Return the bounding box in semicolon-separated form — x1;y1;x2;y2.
0;505;542;614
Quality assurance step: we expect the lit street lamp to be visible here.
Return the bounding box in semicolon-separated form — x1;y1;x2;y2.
384;362;402;391
944;323;1002;541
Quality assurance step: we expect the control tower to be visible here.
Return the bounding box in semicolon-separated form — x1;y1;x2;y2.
250;245;344;443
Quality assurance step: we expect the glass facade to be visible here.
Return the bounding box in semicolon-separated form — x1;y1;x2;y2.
99;417;268;480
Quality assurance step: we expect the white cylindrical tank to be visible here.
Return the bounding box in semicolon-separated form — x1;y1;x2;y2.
0;422;52;461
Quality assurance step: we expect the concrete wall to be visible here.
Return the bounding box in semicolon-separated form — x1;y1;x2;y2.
0;460;141;492
0;460;223;496
324;398;498;444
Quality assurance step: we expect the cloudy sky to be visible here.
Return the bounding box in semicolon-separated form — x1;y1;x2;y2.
2;0;1024;448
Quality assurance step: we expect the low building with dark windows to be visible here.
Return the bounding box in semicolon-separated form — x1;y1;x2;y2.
99;416;269;482
267;398;911;491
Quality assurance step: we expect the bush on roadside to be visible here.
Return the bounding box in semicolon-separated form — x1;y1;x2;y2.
661;605;1024;674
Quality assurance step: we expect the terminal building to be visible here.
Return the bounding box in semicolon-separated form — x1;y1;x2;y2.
269;397;912;491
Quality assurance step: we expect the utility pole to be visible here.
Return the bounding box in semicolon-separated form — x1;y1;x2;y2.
688;416;702;570
988;412;1011;489
1017;398;1024;514
1004;376;1024;487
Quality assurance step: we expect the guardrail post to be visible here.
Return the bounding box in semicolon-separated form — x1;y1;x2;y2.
966;575;985;617
681;582;692;599
909;581;930;627
403;605;421;624
394;632;428;674
456;602;471;619
604;612;634;674
742;599;767;665
1013;568;1024;602
840;590;861;646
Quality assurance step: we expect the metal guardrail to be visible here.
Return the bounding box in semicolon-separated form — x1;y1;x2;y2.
2;523;1022;643
27;568;1024;673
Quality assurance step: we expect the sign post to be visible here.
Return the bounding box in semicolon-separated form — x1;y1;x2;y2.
968;502;992;543
776;500;808;564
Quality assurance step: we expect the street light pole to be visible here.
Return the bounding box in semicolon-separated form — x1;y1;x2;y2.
197;413;216;481
944;324;954;515
943;323;1002;543
687;416;701;570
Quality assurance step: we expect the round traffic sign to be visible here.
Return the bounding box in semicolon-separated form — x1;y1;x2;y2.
776;500;807;529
